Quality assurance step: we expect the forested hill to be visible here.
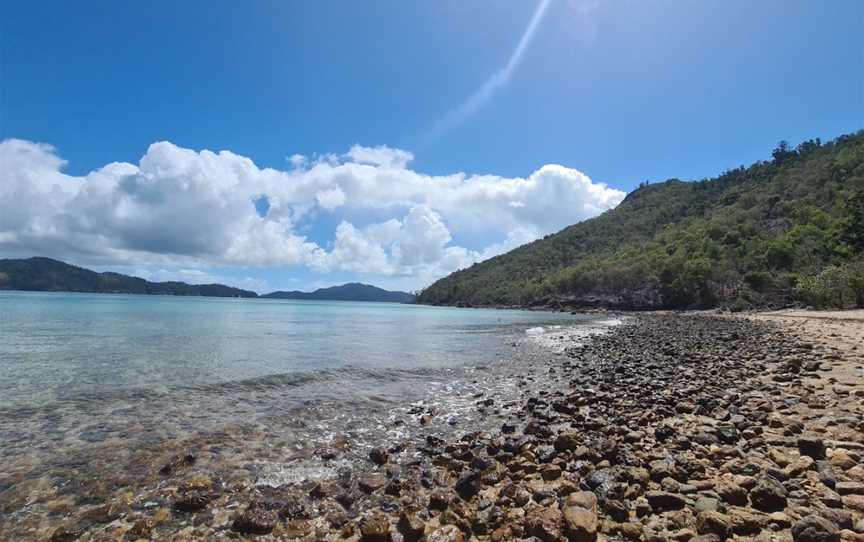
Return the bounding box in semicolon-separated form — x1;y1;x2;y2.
0;257;258;298
418;131;864;310
262;283;415;303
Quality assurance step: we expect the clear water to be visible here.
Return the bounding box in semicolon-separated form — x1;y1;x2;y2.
0;291;595;456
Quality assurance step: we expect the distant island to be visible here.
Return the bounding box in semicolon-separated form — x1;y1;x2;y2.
0;257;258;298
0;257;415;303
262;283;415;303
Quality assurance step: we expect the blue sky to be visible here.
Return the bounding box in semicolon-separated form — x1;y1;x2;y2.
1;0;862;292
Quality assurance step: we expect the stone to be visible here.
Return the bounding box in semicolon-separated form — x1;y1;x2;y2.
173;492;212;513
369;447;389;465
843;495;864;513
360;512;391;542
750;476;788;512
232;508;277;535
525;507;563;542
799;438;827;460
645;491;687;512
555;432;581;452
716;479;749;506
426;525;464;542
563;505;598;542
829;449;857;471
695;496;721;514
792;514;840;542
358;473;387;494
397;511;425;542
697;511;732;538
836;482;864;496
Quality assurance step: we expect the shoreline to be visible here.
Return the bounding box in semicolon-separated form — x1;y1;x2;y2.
2;312;862;541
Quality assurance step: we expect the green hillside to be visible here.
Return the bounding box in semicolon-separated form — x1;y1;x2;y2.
418;132;864;310
0;257;258;298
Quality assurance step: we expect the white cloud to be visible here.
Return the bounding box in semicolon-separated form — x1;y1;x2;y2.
344;145;414;168
0;138;625;289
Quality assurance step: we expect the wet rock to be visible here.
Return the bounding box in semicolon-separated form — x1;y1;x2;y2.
358;473;387;494
159;452;196;475
173;492;212;513
397;510;425;542
555;432;580;452
360;512;391;542
369;447;389;465
426;525;464;542
429;490;452;511
454;470;480;500
792;514;840;542
232;507;277;535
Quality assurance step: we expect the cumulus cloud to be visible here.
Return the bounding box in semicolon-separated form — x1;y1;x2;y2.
0;138;624;288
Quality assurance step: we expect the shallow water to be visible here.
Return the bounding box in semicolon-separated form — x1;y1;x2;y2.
0;291;618;533
0;292;605;456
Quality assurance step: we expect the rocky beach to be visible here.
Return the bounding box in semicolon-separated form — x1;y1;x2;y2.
3;311;863;542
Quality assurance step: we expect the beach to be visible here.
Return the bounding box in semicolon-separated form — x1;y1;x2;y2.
2;310;863;541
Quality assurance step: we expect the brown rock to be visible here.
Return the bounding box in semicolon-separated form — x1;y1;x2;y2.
829;449;857;471
232;508;277;535
360;512;391;542
697;511;732;538
563;505;598;542
836;482;864;496
792;514;840;542
397;510;425;542
426;524;464;542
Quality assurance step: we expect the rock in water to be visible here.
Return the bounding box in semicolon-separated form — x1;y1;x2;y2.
369;447;389;465
232;508;276;535
426;525;464;542
360;513;391;542
791;515;840;542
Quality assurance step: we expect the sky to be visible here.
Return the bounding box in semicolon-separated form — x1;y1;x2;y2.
1;0;862;293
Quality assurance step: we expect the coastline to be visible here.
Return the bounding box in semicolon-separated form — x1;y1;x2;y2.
2;311;862;541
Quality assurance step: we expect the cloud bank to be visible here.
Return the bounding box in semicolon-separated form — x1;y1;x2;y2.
0;138;624;289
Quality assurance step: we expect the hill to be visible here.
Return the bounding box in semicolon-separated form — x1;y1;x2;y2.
0;257;258;298
418;132;864;310
262;283;415;303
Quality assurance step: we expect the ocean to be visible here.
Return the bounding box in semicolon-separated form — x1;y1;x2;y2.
0;290;619;532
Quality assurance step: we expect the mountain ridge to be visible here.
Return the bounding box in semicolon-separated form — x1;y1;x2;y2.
0;257;258;297
262;282;415;303
418;131;864;310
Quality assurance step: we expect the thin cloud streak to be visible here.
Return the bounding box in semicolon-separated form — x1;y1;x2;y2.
423;0;553;142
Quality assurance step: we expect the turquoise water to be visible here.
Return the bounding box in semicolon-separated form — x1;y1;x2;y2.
0;291;581;409
0;291;595;458
0;290;619;532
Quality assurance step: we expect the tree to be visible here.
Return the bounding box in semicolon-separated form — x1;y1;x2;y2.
843;189;864;253
772;140;797;163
